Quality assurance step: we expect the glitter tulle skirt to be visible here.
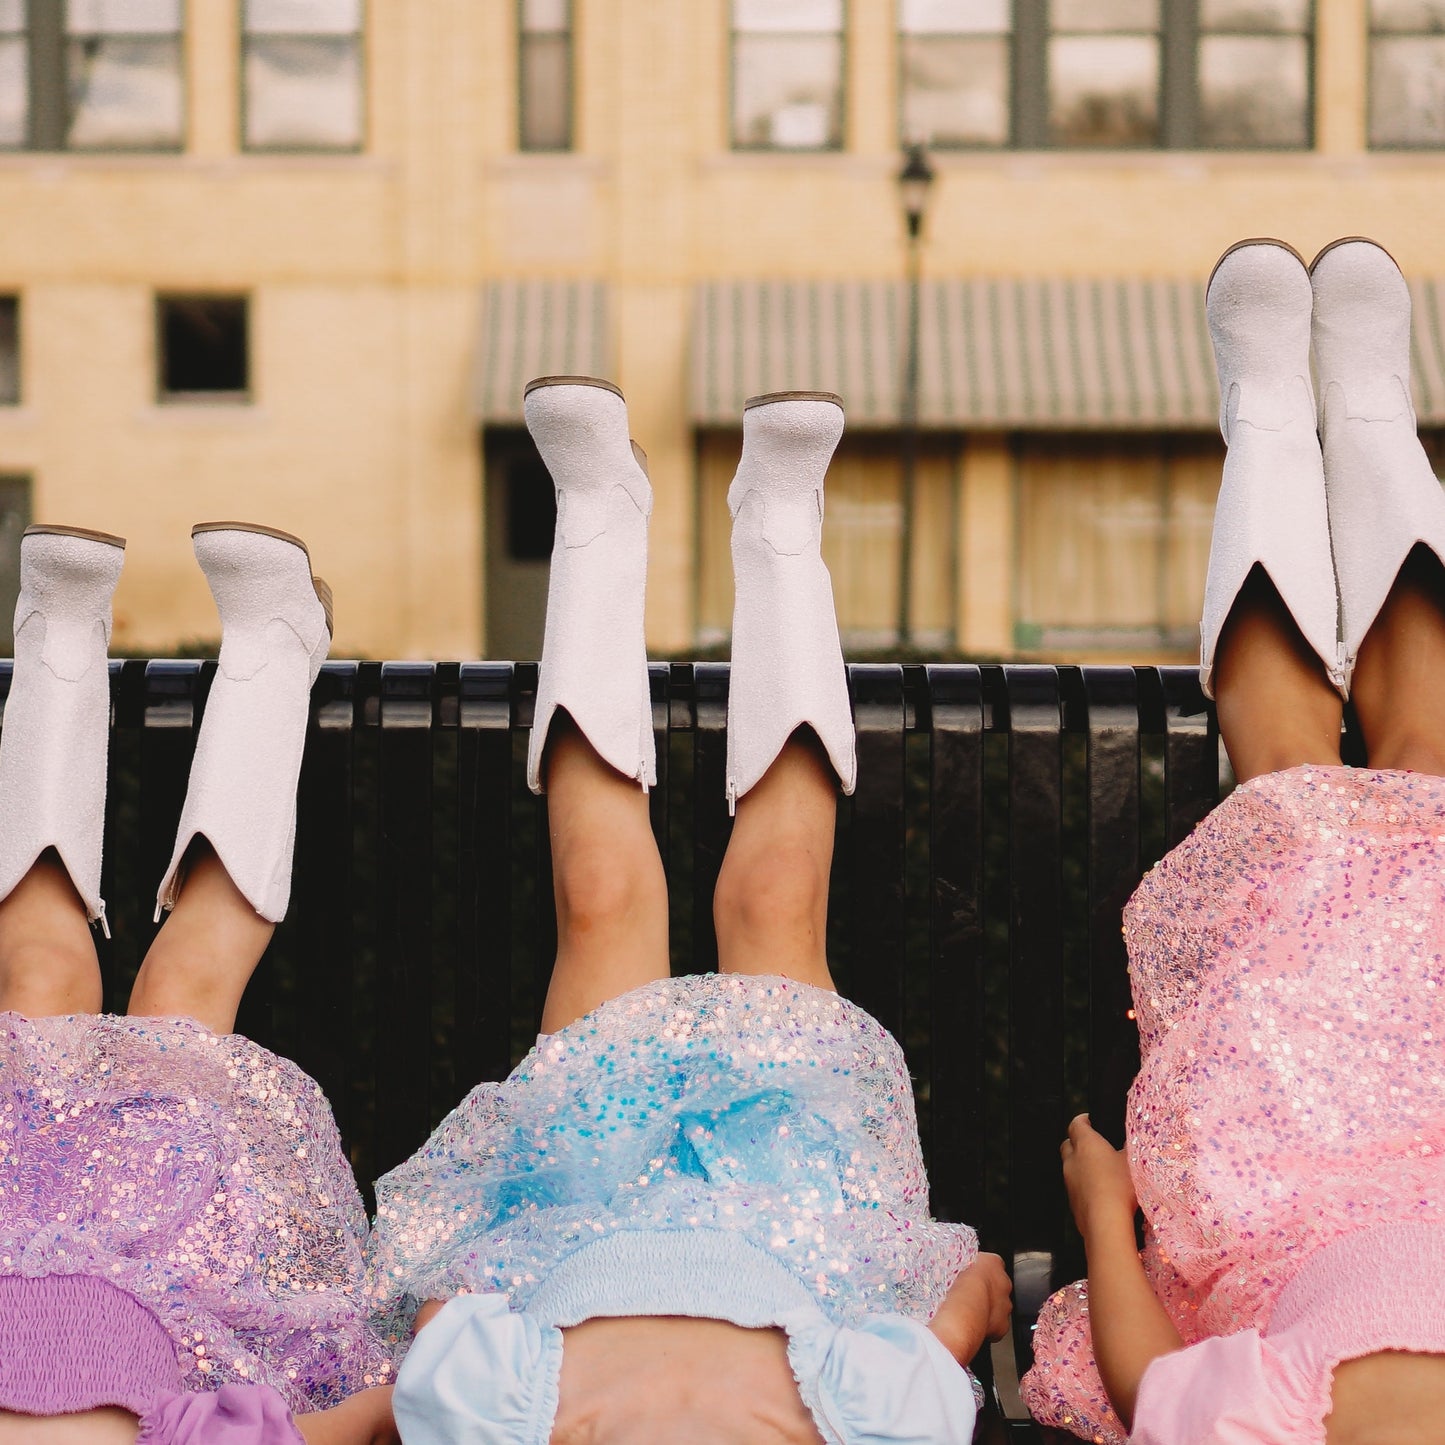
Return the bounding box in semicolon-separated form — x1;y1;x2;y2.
1023;767;1445;1442
368;973;975;1335
0;1012;393;1409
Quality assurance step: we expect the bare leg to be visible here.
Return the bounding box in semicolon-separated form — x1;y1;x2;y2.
539;713;670;1035
1213;565;1344;782
0;853;100;1016
126;840;274;1035
1348;545;1445;775
713;728;837;992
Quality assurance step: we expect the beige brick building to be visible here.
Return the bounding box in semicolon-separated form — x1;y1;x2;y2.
0;0;1441;661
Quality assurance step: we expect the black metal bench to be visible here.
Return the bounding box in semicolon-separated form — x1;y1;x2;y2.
0;659;1221;1441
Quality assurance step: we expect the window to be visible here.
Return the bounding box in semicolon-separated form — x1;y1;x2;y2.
0;475;31;654
519;0;571;150
899;0;1011;147
242;0;363;151
1014;435;1221;651
732;0;845;151
1370;0;1445;148
0;297;17;405
698;431;959;649
898;0;1313;150
1;0;183;151
157;296;250;402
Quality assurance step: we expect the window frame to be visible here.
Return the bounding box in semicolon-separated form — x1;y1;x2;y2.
1366;1;1445;151
154;292;253;406
729;0;849;154
897;0;1314;152
239;0;367;155
12;0;186;154
517;0;573;152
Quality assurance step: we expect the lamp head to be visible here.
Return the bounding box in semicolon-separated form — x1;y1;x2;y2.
898;142;935;241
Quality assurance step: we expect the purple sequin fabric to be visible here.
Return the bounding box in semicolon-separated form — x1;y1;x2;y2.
368;973;976;1338
0;1012;394;1410
1023;767;1445;1443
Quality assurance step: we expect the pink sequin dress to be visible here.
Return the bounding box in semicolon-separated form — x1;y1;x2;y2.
0;1012;394;1416
1022;766;1445;1443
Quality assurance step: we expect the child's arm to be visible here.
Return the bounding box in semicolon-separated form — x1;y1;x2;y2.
294;1387;399;1445
1062;1113;1182;1429
927;1251;1013;1364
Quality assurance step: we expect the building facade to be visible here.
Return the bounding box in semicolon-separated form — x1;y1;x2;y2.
0;0;1441;661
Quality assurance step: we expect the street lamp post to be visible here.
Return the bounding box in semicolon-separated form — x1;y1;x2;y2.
896;142;935;647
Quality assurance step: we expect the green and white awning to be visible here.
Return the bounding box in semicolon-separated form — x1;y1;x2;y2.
691;277;1445;429
473;280;610;423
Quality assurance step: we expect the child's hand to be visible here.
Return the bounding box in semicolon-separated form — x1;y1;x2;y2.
928;1251;1013;1363
1061;1113;1137;1242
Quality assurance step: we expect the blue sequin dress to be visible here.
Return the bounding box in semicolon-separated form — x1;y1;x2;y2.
367;973;975;1340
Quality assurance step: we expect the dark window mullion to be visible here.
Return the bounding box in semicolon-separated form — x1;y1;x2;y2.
26;0;65;151
1160;0;1198;149
1012;0;1048;148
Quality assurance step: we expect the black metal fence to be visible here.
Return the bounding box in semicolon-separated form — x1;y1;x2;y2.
0;659;1222;1439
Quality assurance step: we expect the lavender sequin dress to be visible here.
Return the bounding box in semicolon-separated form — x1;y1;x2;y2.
0;1012;394;1413
1022;767;1445;1443
368;972;976;1339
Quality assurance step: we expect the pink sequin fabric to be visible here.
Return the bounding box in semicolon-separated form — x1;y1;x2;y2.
0;1012;394;1410
368;973;976;1338
1023;767;1445;1443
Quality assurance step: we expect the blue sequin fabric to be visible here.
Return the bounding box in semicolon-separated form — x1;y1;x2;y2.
0;1012;394;1409
368;973;976;1337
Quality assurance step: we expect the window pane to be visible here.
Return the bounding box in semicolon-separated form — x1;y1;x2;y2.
1163;445;1221;634
1049;35;1159;144
159;296;248;397
0;475;30;654
733;0;843;34
0;0;22;29
902;35;1009;144
1201;0;1309;30
0;37;26;147
1200;35;1308;144
1371;35;1445;144
66;37;183;148
245;0;362;35
733;35;843;148
900;0;1010;34
67;0;181;34
0;298;17;405
520;32;570;149
521;0;569;32
1051;0;1159;32
245;36;362;148
1371;0;1445;31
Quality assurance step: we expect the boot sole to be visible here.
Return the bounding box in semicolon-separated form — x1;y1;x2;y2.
744;390;844;411
1308;234;1402;276
1206;237;1308;300
191;521;334;637
24;524;126;549
524;375;625;401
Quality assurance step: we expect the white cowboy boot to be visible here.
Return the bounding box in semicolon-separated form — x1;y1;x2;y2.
1311;236;1445;691
524;376;655;795
155;524;332;924
0;526;125;934
726;391;856;813
1199;239;1342;699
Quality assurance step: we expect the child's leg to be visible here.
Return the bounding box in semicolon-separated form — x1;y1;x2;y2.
1349;545;1445;774
713;727;836;991
538;712;669;1034
0;854;101;1016
126;841;273;1034
1212;565;1344;781
0;527;125;1015
135;523;331;1035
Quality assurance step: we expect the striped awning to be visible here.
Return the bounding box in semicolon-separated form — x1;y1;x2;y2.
473;280;610;422
692;278;1445;429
